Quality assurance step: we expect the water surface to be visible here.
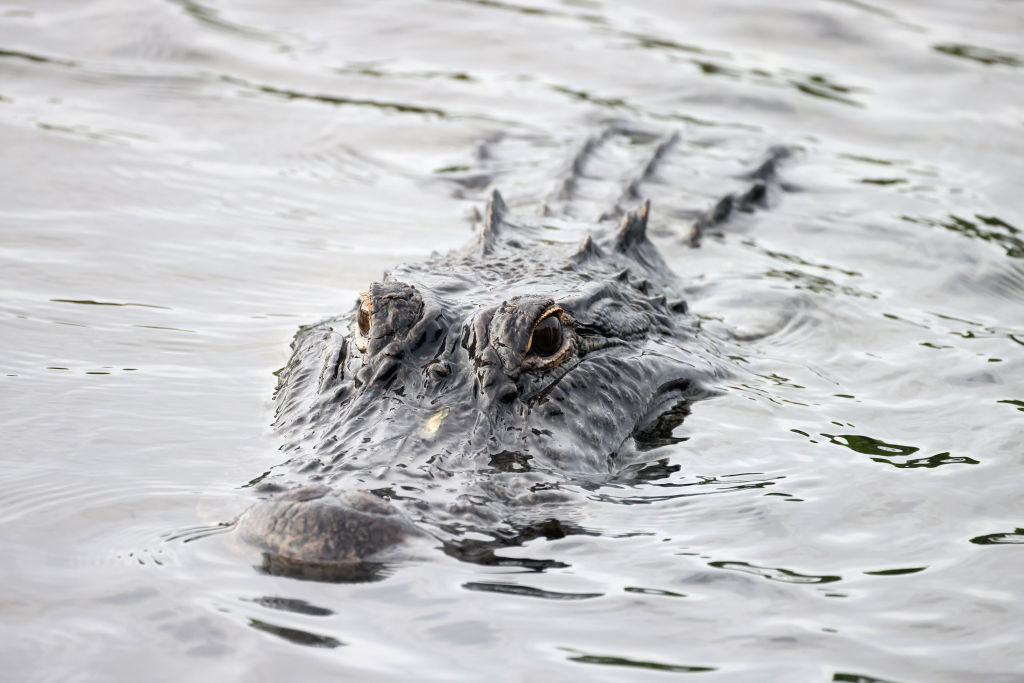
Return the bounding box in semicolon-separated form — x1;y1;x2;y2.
1;0;1022;680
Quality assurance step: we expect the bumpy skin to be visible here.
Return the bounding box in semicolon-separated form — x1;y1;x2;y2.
239;486;416;563
237;131;787;578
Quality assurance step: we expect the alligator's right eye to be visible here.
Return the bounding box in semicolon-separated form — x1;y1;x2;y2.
357;295;372;336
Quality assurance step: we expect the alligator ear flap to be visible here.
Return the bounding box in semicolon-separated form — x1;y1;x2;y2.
479;189;508;254
613;199;651;253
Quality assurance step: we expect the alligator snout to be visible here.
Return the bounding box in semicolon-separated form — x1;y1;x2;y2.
237;486;423;579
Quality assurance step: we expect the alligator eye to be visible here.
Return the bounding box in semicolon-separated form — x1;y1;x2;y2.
357;295;372;336
529;314;563;357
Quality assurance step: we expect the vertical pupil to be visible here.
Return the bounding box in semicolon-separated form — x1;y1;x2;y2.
532;316;562;356
358;306;371;335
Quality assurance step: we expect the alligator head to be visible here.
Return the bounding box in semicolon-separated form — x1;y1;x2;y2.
237;192;730;580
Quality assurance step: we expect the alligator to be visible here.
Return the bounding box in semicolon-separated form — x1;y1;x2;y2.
236;125;789;581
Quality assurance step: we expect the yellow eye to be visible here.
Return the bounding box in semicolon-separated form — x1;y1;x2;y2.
522;308;572;371
358;295;372;336
529;314;563;357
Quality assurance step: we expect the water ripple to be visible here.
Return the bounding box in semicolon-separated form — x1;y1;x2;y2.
818;433;979;469
832;673;900;683
2;0;1022;678
247;618;343;648
902;214;1024;259
50;298;171;310
708;560;842;585
246;596;334;617
933;43;1021;68
561;647;716;673
969;528;1024;545
165;0;281;43
219;74;448;117
463;582;602;600
0;48;76;68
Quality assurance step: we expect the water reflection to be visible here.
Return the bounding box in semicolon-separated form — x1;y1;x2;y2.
820;433;978;469
50;298;171;309
258;553;392;583
221;75;449;117
788;73;863;107
901;214;1024;259
166;0;279;42
708;560;841;585
764;268;877;299
623;586;686;597
0;48;76;67
463;582;602;600
857;177;906;186
164;522;235;544
442;0;575;20
443;518;590;572
592;472;785;504
246;596;334;616
623;33;719;57
247;618;343;648
832;673;899;683
969;528;1024;545
560;648;716;673
861;567;926;576
933;43;1021;68
753;243;862;278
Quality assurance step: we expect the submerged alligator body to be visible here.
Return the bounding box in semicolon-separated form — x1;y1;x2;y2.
237;126;789;580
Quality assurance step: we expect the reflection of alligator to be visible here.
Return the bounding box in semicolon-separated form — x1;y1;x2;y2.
238;127;789;580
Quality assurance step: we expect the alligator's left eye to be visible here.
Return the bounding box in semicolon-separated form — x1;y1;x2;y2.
524;308;572;369
530;315;563;357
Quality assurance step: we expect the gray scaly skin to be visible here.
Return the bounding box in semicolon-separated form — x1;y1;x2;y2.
237;129;789;580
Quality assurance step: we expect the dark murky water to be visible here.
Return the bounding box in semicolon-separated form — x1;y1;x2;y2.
2;0;1022;680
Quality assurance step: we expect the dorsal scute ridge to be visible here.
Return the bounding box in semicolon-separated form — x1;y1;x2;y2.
480;189;509;254
486;189;508;228
570;233;604;264
614;199;651;253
